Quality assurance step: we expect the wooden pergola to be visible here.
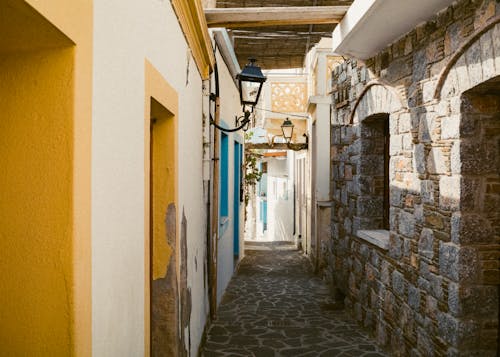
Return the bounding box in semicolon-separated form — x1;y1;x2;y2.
204;0;352;69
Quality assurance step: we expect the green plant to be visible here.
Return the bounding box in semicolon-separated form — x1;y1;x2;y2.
243;132;263;207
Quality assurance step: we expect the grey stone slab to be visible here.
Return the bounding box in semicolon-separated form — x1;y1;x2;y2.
201;242;386;357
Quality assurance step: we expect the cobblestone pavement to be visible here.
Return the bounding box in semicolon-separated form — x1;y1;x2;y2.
201;241;386;357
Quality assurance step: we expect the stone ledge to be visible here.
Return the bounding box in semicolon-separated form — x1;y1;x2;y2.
356;229;390;250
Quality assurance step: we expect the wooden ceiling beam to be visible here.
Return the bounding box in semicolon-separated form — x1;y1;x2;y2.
205;6;348;28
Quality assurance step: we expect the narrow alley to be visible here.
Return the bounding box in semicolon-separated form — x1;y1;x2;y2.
2;0;499;355
202;242;386;357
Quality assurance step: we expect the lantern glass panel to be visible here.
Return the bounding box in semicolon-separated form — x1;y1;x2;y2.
281;125;294;142
241;80;261;105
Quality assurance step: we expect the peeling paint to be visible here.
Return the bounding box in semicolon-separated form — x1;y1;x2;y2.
151;203;179;356
179;209;192;356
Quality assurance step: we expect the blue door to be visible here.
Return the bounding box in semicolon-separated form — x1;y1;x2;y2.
233;142;241;257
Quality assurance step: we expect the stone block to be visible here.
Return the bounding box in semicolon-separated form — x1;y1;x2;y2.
390;188;404;207
450;141;461;174
444;22;460;56
376;320;388;346
439;176;460;210
479;30;495;80
402;133;413;151
381;260;391;285
439;242;459;281
459;177;482;212
390;114;399;135
436;99;451;117
399;113;412;133
493;22;500;74
341;126;354;144
437;312;481;348
389;233;403;260
418;113;436;143
451;213;494;245
417;327;435;356
427;147;448;175
390;328;406;356
383;289;396;319
465;41;483;89
425;211;445;230
422;80;436;104
419;228;434;259
455;56;470;94
343;217;352;234
413;48;428;82
386;56;412;82
399;210;416;238
439;243;480;283
408;285;421;311
421;180;435;204
403;238;412;257
370;250;380;268
390;134;403;155
414;144;426;174
392;270;406;297
441;115;460;140
332;128;342;144
390;207;399;232
425;295;438;320
447;282;499;321
429;273;444;300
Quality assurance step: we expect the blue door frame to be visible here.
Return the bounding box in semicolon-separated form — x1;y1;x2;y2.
233;142;241;257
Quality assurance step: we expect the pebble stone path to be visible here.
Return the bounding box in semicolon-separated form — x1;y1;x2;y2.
201;241;387;357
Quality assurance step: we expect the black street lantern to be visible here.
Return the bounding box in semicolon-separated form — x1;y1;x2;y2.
281;118;294;144
236;58;267;108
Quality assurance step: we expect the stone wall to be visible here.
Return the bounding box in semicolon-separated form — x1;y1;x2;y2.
326;0;500;355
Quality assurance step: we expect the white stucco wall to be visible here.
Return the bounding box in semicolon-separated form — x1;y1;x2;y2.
92;1;216;355
214;49;243;305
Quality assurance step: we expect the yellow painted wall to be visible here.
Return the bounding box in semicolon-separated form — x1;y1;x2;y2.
0;48;74;355
0;1;93;355
151;99;176;280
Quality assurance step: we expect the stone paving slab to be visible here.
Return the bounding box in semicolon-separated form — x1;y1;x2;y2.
201;242;386;357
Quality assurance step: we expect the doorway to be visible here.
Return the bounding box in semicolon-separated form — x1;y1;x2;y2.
460;77;500;354
149;98;178;356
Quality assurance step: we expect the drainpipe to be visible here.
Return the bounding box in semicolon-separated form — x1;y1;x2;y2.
209;59;220;320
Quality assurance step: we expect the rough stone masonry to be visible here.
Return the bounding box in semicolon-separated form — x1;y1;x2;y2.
326;0;500;355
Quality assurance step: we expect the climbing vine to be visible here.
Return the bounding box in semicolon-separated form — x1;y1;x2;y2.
243;132;263;207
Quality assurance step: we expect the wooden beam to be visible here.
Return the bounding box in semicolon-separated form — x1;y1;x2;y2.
205;6;349;28
246;143;307;151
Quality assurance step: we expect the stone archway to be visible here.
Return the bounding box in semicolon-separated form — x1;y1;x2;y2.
434;18;500;354
350;80;407;124
435;16;500;100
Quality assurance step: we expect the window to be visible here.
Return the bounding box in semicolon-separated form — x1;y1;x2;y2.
356;113;390;249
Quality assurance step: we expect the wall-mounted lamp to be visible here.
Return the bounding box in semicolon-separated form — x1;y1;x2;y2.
279;117;308;151
210;58;267;133
236;58;267;110
280;118;294;144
